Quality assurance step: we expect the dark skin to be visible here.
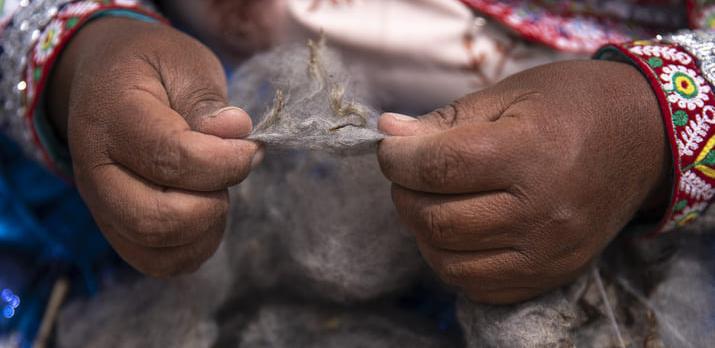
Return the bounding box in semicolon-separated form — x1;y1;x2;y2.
48;18;260;277
49;18;669;302
377;60;669;303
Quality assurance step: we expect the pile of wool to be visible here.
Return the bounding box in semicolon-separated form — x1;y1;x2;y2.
458;219;715;347
226;38;426;303
57;245;233;348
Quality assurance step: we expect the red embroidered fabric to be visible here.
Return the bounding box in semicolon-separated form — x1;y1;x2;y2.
596;42;715;232
460;0;715;53
18;1;163;174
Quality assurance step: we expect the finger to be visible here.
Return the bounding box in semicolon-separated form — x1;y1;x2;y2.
81;163;229;249
101;215;224;278
415;240;558;301
391;185;527;251
378;88;514;137
107;89;259;192
192;106;253;139
378;117;528;194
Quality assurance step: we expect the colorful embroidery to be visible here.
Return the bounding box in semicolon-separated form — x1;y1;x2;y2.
16;0;162;172
33;19;64;64
460;0;669;53
597;41;715;232
660;65;711;110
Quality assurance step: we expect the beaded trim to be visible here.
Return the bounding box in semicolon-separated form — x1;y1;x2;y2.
597;39;715;233
0;0;158;172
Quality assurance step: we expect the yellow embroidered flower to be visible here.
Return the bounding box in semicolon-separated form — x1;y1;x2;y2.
660;65;711;110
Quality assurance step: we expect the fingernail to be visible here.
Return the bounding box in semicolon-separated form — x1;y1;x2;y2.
251;146;265;169
384;113;417;122
211;106;245;118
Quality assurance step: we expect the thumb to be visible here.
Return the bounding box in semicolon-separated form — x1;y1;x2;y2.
172;79;253;140
158;33;253;140
379;88;510;137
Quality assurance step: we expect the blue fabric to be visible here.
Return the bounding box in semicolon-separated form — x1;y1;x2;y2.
0;134;114;347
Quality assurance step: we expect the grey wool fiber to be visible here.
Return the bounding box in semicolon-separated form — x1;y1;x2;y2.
231;36;384;155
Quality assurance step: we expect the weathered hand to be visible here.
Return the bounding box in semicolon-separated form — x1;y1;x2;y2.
378;60;670;303
48;18;259;277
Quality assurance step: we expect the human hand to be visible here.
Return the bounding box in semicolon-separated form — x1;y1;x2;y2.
378;60;670;303
48;18;260;277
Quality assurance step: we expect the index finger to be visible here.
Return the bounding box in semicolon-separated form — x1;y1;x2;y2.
378;117;528;194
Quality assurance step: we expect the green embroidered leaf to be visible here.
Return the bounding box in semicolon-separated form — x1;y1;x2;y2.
65;17;79;29
672;110;689;126
702;150;715;166
648;57;663;68
673;199;688;212
33;68;41;81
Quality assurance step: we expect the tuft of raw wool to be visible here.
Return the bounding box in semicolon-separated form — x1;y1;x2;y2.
225;38;423;303
225;151;426;303
457;284;580;347
229;36;384;155
57;245;233;348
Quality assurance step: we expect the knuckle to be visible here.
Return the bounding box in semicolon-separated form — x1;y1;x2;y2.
422;204;453;246
420;141;462;189
148;129;192;184
432;101;465;128
124;202;180;247
178;85;226;118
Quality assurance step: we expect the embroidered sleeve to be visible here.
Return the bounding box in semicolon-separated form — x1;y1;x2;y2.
595;31;715;233
0;0;163;177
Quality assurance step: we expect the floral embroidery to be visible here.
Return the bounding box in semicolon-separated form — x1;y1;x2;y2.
629;45;693;65
461;0;655;53
660;65;711;111
17;0;162;172
680;171;715;201
676;105;715;157
598;41;715;233
33;19;63;64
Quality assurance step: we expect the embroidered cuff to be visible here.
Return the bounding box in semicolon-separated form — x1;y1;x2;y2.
595;41;715;233
0;0;163;177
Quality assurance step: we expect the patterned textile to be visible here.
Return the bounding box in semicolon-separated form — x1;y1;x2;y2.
596;38;715;233
459;0;704;53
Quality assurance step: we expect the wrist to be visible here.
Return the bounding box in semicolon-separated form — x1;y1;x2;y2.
48;17;160;143
595;40;715;233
